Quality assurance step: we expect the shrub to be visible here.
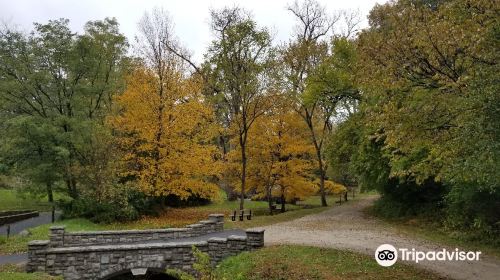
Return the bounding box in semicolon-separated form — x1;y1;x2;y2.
60;196;138;224
445;184;500;245
192;245;216;280
59;183;142;223
372;177;447;219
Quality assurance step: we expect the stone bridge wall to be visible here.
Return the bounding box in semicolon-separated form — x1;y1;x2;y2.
26;214;265;280
51;214;224;247
0;210;39;226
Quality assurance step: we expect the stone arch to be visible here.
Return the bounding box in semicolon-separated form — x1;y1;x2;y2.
99;261;176;280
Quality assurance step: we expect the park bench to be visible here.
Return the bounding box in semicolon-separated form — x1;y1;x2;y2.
230;209;252;221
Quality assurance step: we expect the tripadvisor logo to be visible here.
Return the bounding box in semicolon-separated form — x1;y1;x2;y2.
375;244;482;267
375;244;398;267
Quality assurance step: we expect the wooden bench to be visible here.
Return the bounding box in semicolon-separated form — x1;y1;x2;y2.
230;209;252;221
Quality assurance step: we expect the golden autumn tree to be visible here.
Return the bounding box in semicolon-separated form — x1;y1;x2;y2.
241;97;317;213
108;9;221;201
110;69;220;200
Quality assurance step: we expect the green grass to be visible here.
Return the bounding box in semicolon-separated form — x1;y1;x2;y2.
224;204;331;229
379;218;500;259
363;203;500;259
0;264;61;280
300;193;344;205
215;245;448;280
0;189;67;212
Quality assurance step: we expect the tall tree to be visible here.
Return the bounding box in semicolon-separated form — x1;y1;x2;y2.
245;97;317;213
109;9;221;201
357;0;499;189
283;1;361;206
204;7;274;210
0;18;128;199
348;0;499;235
109;68;221;200
0;116;65;202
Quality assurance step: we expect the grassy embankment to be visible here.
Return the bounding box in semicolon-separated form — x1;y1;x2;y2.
214;245;447;280
0;264;61;280
0;189;65;212
363;199;500;259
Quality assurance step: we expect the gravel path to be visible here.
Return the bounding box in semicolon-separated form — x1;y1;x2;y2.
253;195;500;280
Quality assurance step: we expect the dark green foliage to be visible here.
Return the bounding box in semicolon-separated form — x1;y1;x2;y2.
161;195;212;208
60;196;138;224
445;185;500;245
59;185;146;223
373;178;447;219
1;116;67;202
327;0;500;243
328;114;447;218
326;113;362;188
0;18;129;201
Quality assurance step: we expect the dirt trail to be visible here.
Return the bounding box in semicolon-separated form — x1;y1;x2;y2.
253;195;500;280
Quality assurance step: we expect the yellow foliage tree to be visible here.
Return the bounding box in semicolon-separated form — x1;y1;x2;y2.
109;67;221;200
323;180;347;195
236;98;317;213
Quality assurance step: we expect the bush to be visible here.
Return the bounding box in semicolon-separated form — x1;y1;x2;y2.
60;197;139;224
445;184;500;245
59;183;143;223
192;245;216;280
59;181;226;224
373;177;447;219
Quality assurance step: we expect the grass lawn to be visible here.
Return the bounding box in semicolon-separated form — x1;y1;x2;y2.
215;245;448;280
0;190;360;254
363;203;500;259
0;264;61;280
0;189;64;212
379;218;500;259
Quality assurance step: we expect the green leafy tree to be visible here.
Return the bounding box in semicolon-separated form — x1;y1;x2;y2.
350;0;500;235
0;18;128;199
204;7;274;210
0;116;66;202
283;0;360;206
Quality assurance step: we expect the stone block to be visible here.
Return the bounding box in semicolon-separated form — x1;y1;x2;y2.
100;255;109;264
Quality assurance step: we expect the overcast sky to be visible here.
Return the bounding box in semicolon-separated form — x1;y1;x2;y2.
0;0;387;62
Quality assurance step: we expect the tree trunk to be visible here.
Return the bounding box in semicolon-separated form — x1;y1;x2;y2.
306;111;328;207
46;182;53;203
239;151;246;211
317;151;328;207
65;177;78;199
63;124;79;199
280;193;286;213
239;133;247;211
267;186;273;215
